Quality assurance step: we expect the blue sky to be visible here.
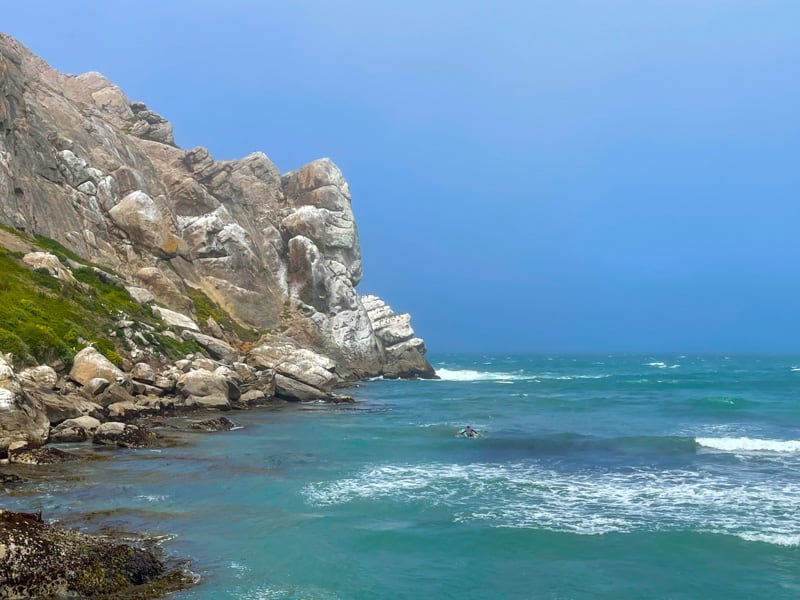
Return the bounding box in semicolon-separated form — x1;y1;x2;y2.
4;1;799;352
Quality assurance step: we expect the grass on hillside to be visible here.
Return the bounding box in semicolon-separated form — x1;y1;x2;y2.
0;242;202;369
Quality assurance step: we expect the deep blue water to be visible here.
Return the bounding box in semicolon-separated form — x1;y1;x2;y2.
6;354;800;598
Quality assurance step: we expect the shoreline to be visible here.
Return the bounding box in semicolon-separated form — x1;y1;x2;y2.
0;348;373;598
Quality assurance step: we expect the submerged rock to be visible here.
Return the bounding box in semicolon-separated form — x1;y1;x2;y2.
190;416;237;431
7;442;77;465
93;422;157;448
0;472;25;485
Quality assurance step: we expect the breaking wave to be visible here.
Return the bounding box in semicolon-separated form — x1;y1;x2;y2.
434;368;610;383
303;462;800;545
695;437;800;453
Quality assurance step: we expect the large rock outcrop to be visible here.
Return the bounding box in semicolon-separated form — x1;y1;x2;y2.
0;32;435;381
362;295;437;379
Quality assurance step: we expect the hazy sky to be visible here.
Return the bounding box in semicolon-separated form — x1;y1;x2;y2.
4;1;799;353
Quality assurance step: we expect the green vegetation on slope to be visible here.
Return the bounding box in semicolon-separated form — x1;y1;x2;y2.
0;240;202;369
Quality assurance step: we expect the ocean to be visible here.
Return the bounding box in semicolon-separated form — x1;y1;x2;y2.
6;354;800;598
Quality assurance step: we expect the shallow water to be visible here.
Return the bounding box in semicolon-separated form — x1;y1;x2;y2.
6;354;800;598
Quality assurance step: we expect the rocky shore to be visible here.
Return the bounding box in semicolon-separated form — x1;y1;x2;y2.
0;334;390;597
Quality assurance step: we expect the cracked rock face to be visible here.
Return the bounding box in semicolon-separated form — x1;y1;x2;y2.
0;356;50;456
0;32;435;381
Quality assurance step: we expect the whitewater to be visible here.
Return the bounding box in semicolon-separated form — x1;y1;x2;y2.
6;354;800;598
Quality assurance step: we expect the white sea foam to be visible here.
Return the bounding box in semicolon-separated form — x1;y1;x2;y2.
791;367;800;372
696;437;800;453
230;561;251;576
239;584;340;600
646;362;680;369
434;368;609;382
736;532;800;546
434;368;527;382
303;462;800;545
137;494;168;503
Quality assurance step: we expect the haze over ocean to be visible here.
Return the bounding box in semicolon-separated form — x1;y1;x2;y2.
5;1;799;353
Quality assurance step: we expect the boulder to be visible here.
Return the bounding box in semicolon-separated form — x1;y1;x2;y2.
108;190;180;257
274;373;331;402
191;357;218;372
125;285;155;304
181;330;236;361
107;396;163;420
382;338;438;379
236;389;264;406
106;402;148;422
17;365;58;389
85;377;111;396
153;371;178;392
93;422;157;448
24;388;102;425
248;342;339;393
130;380;165;397
371;313;415;346
49;415;102;443
152;306;200;331
96;382;137;408
131;362;155;383
21;252;76;284
69;347;125;387
176;369;231;410
129;101;175;145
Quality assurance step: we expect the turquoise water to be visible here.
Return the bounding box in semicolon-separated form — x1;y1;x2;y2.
7;354;800;598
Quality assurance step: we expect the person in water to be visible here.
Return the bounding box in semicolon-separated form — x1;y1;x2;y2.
461;425;477;438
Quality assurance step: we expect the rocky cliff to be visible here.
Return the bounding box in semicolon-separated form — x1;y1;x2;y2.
0;32;435;384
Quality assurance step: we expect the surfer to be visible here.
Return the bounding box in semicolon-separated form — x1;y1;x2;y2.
460;425;478;438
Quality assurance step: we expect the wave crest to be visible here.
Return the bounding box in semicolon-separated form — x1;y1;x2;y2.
434;368;610;382
696;437;800;453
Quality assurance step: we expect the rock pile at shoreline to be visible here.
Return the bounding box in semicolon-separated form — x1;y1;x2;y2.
0;335;363;460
